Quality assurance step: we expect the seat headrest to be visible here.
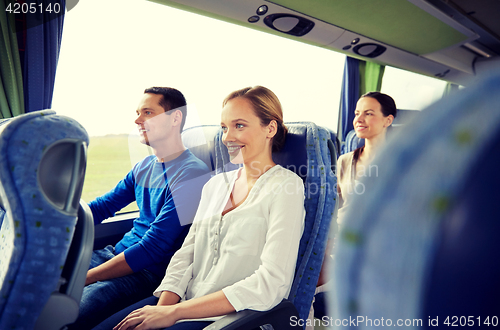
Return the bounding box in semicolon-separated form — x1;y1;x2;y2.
273;124;309;179
182;125;219;171
0;110;89;215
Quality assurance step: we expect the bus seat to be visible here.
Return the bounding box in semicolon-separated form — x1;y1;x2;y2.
332;71;500;325
205;122;337;330
35;201;94;330
181;125;240;174
0;110;93;330
342;129;364;155
181;125;218;172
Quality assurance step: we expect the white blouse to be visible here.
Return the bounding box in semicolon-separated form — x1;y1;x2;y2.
154;165;305;321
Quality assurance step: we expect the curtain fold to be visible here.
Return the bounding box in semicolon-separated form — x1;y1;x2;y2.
0;0;24;119
23;0;65;112
338;56;360;144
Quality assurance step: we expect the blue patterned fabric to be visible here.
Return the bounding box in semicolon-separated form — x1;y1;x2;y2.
0;110;89;329
342;129;364;155
288;122;336;324
0;207;4;230
333;71;500;327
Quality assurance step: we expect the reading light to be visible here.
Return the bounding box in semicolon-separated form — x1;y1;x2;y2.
248;16;260;23
257;5;268;15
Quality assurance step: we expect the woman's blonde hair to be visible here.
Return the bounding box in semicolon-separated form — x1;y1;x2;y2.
223;86;288;152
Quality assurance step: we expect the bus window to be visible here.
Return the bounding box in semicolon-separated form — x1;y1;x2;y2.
381;66;448;110
52;0;344;213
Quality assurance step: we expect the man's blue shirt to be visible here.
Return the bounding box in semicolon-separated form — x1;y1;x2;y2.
89;150;210;277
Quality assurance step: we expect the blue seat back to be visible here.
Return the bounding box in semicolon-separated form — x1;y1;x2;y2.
182;125;240;174
342;128;364;154
282;123;337;323
0;110;89;329
333;72;500;324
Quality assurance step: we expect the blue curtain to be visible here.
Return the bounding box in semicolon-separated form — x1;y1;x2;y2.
0;0;24;118
22;0;65;112
338;56;360;145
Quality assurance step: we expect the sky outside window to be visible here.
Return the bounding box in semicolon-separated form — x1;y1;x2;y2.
52;0;344;137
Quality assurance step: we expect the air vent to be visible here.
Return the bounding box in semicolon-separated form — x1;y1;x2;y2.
353;43;387;58
264;13;314;37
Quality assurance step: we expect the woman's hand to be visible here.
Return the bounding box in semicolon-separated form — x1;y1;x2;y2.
113;305;178;330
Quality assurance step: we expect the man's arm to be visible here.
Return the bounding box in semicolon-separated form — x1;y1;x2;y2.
89;169;136;225
86;252;133;285
122;169;210;274
85;168;138;285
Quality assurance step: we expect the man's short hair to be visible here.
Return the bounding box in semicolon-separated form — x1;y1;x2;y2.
144;87;187;131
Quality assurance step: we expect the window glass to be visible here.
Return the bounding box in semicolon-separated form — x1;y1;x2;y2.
52;0;344;211
381;66;447;110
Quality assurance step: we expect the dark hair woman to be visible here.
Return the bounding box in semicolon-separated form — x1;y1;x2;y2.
336;92;397;225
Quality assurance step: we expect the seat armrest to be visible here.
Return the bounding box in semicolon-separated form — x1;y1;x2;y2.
93;212;136;249
62;202;94;301
203;299;300;330
34;293;79;330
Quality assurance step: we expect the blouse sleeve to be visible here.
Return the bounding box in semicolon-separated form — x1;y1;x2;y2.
222;174;305;311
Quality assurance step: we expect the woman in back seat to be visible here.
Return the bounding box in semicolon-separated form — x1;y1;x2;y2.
336;92;397;226
309;92;397;327
111;86;305;330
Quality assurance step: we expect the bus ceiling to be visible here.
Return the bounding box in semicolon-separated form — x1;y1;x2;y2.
150;0;500;86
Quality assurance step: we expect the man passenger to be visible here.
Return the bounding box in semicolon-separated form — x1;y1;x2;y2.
70;87;210;329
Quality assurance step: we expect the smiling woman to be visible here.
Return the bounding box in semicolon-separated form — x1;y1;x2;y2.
221;86;285;168
336;92;397;226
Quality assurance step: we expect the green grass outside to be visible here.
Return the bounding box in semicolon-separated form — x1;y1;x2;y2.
82;135;143;213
